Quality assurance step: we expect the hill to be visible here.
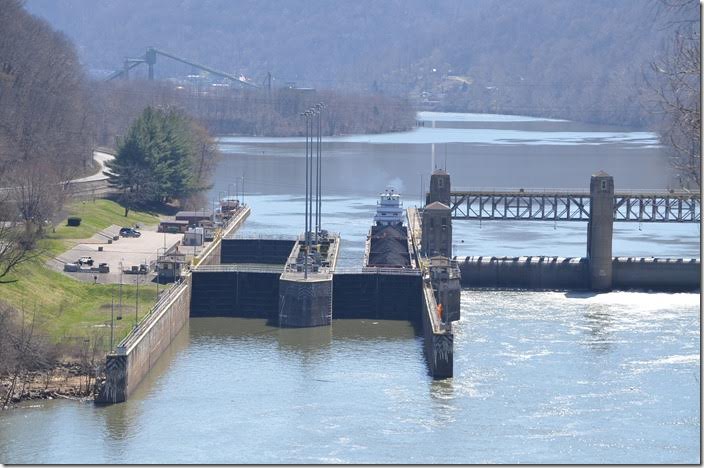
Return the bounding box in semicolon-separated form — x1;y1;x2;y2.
25;0;698;127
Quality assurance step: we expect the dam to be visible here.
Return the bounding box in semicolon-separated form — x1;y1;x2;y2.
96;168;699;404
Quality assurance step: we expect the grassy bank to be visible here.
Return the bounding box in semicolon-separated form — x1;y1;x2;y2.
1;199;165;349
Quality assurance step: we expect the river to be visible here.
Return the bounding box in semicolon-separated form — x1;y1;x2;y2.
0;112;699;464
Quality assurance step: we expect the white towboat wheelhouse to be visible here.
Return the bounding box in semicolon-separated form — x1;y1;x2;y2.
373;187;404;226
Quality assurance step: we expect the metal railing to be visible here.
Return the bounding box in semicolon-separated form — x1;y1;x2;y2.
334;267;421;276
115;278;188;354
226;233;299;241
194;263;285;273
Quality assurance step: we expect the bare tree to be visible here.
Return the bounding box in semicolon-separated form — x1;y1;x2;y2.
647;0;701;189
0;190;38;283
0;0;94;237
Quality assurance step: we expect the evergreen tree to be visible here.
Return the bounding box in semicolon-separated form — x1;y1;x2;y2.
104;106;213;215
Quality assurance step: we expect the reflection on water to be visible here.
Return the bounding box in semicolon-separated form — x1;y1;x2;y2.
581;310;615;354
276;325;333;353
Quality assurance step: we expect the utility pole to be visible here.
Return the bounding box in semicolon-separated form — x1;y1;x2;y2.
156;250;160;299
110;290;115;350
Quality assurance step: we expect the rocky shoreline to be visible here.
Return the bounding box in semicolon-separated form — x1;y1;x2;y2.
1;362;101;409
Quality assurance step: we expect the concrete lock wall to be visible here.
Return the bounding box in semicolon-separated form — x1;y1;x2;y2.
332;273;422;321
278;278;333;327
190;270;281;319
459;256;589;290
221;239;296;264
613;257;701;291
420;281;453;378
97;278;191;404
198;207;252;267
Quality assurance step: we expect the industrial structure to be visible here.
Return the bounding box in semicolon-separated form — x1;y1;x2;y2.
105;47;259;87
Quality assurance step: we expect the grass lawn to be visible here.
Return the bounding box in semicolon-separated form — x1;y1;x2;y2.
1;199;166;349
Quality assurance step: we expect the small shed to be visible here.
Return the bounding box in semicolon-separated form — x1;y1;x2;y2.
156;251;187;281
183;227;204;246
158;220;189;233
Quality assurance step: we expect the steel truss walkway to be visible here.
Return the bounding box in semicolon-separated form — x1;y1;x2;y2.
447;190;700;222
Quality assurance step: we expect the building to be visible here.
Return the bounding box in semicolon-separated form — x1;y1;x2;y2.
421;201;452;258
175;210;213;226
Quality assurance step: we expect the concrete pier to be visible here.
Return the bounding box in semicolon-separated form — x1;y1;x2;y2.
587;171;614;291
278;276;334;327
278;233;340;328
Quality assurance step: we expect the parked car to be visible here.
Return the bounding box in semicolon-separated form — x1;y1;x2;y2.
77;256;94;266
119;227;141;237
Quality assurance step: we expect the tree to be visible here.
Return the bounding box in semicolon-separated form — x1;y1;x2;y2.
648;0;701;189
105;106;217;215
0;0;93;270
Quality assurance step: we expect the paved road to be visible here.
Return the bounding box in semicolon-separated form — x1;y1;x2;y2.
71;150;114;183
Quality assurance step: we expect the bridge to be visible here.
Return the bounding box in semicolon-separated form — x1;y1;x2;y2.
421;169;700;293
447;189;700;222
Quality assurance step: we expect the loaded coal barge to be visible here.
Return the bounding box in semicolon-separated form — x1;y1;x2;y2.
363;187;417;270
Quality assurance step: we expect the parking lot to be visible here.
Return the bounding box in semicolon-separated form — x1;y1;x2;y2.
50;224;184;284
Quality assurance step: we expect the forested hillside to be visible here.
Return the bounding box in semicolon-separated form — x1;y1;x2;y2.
25;0;697;126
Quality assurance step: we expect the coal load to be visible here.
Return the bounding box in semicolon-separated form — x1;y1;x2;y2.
368;224;411;267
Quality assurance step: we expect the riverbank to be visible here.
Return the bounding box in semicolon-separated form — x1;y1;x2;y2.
1;361;98;408
0;199;165;348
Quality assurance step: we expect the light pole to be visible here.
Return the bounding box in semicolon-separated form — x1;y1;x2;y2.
118;259;123;320
135;273;140;327
302;110;310;279
110;290;115;350
315;102;325;239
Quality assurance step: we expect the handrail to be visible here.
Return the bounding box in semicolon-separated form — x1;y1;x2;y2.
194;264;285;273
227;233;299;241
115;279;188;353
334;267;421;276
